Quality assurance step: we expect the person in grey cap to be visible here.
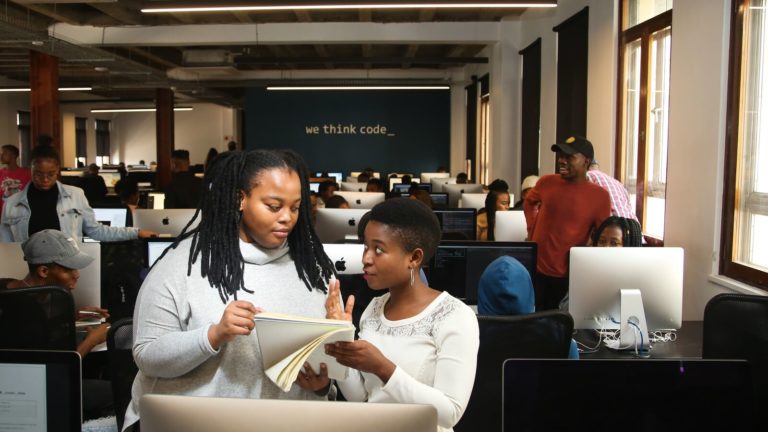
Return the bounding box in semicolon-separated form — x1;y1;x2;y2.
4;229;110;358
523;135;611;310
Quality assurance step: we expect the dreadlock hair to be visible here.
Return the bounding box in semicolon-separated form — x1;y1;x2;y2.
167;149;334;304
359;197;441;266
591;216;643;247
485;190;508;241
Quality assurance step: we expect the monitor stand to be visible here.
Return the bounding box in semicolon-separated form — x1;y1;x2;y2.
619;288;650;351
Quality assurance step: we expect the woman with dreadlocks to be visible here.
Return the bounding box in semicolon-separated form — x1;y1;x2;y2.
591;216;643;247
123;149;336;431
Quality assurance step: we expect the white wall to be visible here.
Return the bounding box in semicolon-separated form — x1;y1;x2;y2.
0;93;29;150
110;103;237;165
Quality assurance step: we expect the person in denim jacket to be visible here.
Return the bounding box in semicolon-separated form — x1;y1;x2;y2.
0;143;156;243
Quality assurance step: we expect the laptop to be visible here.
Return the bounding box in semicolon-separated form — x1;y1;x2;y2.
140;395;437;432
0;242;101;311
133;209;199;237
0;350;82;432
502;359;757;431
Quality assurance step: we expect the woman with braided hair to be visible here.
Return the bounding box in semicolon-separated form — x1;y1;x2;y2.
123;149;336;431
591;216;643;247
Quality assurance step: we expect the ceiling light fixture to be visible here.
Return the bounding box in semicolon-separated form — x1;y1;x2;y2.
143;2;556;13
90;107;194;113
266;86;450;90
0;87;93;92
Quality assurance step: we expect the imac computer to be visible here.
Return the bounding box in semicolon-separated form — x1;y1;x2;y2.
315;172;343;183
309;182;320;193
568;247;684;350
0;242;101;311
426;241;537;304
494;211;528;242
339;181;365;192
459;192;488;210
442;183;484;208
430;177;456;193
398;192;449;209
392;182;430;194
98;171;122;188
145;238;175;267
322;243;365;275
315;208;370;243
420;172;451;185
148;192;165;209
133;209;199;237
139;395;437;432
433;208;477;241
333;191;385;209
93;208;128;228
388;176;402;192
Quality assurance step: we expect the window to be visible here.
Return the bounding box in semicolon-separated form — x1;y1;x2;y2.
617;0;673;241
16;111;30;166
722;0;768;288
478;74;491;185
95;119;111;166
75;117;87;167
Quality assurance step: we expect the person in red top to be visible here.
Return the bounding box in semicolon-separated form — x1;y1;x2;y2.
0;144;32;213
524;136;611;310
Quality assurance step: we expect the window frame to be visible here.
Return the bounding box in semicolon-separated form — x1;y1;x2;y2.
615;7;673;244
720;0;768;289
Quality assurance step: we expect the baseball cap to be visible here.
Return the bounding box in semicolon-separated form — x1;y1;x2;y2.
551;135;594;160
521;175;539;191
22;230;94;270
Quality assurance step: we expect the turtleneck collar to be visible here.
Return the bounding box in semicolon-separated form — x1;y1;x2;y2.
239;238;289;265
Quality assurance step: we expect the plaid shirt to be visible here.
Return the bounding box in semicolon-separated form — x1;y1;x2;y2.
587;170;639;221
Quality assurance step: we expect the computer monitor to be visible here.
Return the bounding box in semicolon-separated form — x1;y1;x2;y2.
502;359;756;432
315;172;343;183
0;350;82;431
494;211;527;241
333;191;385;209
315;208;370;243
139;395;437;432
133;209;199;237
392;183;414;194
93;208;128;228
433;208;477;241
398;192;449;209
322;243;364;274
98;171;122;188
420;172;451;185
0;242;101;311
339;181;365;192
144;238;175;267
309;182;320;193
459;192;487;210
60;170;84;177
442;183;484;208
430;177;456;193
568;247;684;350
148;192;165;209
426;240;537;304
388;177;402;192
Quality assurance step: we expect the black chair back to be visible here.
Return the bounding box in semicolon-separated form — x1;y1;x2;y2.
455;311;574;432
0;285;77;350
107;317;137;431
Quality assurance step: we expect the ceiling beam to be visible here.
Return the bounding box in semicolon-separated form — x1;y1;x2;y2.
419;8;436;21
124;47;180;69
20;4;81;25
402;44;419;69
294;10;312;23
236;56;486;66
232;12;253;23
89;2;143;26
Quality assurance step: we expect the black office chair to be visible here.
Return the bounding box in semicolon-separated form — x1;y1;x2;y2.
107;317;138;431
0;285;77;350
454;311;574;432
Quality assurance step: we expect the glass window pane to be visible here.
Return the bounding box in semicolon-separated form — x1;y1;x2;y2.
624;0;673;30
621;39;642;215
643;27;671;239
734;0;768;271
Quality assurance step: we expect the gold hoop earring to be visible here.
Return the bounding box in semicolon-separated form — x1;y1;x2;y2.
409;267;415;287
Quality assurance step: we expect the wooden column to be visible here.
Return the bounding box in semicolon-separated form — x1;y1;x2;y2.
29;51;60;153
155;88;174;189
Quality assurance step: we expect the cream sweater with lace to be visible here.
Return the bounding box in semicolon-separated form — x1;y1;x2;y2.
337;291;479;432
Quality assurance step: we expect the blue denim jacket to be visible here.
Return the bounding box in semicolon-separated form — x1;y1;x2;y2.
0;181;139;243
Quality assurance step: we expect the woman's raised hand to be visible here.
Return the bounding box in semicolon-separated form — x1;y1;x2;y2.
325;278;354;321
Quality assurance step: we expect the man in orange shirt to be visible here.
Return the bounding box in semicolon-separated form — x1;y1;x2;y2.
524;136;611;310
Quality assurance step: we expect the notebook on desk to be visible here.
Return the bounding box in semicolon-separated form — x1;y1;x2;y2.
502;358;757;431
0;350;82;432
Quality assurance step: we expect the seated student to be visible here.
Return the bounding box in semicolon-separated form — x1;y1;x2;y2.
318;180;338;207
124;149;335;431
409;189;433;209
4;229;112;419
324;198;479;432
480;189;511;241
456;172;468;184
478;256;578;359
164;149;203;209
357;172;371;184
80;163;108;205
512;175;539;210
324;194;350;209
114;178;139;226
366;178;384;193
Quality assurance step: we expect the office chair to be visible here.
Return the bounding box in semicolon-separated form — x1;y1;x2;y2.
0;285;77;350
107;317;138;431
454;311;574;432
